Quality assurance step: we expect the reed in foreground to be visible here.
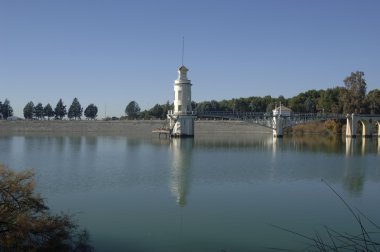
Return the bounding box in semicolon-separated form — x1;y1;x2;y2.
270;179;380;251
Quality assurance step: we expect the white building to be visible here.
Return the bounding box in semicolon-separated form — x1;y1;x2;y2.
272;104;291;137
272;105;291;117
168;65;196;137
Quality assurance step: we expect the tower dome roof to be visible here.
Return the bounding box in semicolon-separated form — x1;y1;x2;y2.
177;65;189;81
179;65;188;71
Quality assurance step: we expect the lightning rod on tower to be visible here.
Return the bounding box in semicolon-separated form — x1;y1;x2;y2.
181;36;185;66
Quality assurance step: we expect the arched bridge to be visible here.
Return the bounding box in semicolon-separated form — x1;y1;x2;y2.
197;111;380;138
198;111;345;128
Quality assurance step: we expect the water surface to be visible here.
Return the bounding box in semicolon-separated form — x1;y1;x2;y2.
0;133;379;251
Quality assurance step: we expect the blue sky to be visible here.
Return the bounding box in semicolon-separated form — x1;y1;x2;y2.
1;0;379;117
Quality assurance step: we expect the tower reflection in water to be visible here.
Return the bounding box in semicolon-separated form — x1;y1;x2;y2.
169;138;194;207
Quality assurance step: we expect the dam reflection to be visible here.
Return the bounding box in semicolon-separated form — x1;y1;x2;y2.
164;134;379;206
345;137;380;156
192;136;380;196
169;138;194;207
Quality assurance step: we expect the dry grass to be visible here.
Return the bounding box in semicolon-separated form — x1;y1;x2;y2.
287;120;344;136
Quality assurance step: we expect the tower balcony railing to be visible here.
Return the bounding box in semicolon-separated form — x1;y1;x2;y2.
167;110;197;116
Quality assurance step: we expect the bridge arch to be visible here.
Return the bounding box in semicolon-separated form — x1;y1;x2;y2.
346;114;380;137
357;119;372;137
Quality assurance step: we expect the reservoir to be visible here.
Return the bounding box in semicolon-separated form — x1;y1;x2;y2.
0;133;379;251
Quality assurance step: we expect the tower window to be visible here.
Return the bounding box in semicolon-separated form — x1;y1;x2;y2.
178;91;182;101
178;105;182;111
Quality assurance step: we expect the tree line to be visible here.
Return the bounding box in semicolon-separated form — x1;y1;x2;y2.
134;71;379;119
191;71;380;115
23;98;98;120
2;71;380;121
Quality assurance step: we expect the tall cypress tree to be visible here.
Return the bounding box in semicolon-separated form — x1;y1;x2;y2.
1;99;13;119
23;101;34;119
43;104;55;120
33;103;44;120
54;99;67;120
68;98;83;120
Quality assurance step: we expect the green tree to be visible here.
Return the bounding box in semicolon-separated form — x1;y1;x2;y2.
304;97;315;113
217;100;229;111
125;101;140;119
191;101;196;111
210;100;220;111
161;100;172;116
288;90;319;113
0;164;94;251
54;99;67;120
367;89;380;114
43;103;55;120
277;95;287;107
248;97;267;112
266;102;276;112
139;110;151;120
317;87;343;113
0;99;13;119
165;100;172;113
341;71;367;114
23;101;35;119
263;96;274;112
33;102;44;120
232;98;249;112
289;92;308;113
149;104;164;119
68;98;83;120
84;104;98;119
195;101;212;113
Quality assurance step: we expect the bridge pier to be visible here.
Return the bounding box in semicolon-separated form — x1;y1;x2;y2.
361;120;373;137
346;114;357;138
272;116;284;138
272;105;291;138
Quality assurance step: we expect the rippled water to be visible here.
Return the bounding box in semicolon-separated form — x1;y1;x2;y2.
0;134;379;251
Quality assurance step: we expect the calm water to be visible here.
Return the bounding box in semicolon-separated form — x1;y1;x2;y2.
0;133;379;251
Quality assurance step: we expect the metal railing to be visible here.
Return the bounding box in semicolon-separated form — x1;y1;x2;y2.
196;111;348;129
167;110;197;116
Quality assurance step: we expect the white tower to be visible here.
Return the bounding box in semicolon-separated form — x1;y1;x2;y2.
168;65;196;137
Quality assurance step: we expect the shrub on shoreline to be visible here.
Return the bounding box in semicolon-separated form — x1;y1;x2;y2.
0;164;94;251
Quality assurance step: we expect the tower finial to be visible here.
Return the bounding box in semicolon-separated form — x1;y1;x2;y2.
181;36;185;66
